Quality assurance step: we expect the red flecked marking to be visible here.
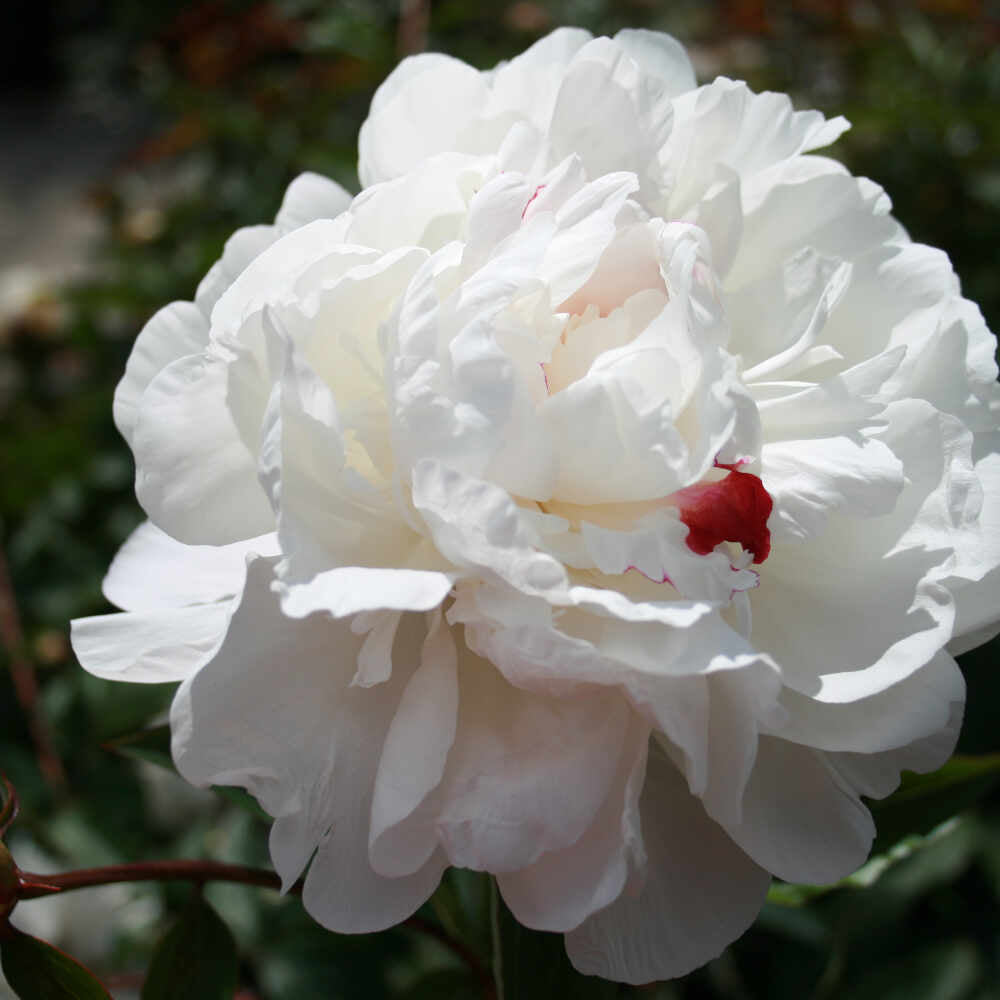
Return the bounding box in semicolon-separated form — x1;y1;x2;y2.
625;564;674;587
522;184;547;220
675;471;773;564
714;456;751;472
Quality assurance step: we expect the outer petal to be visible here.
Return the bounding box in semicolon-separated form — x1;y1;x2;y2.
666;79;849;215
72;603;230;683
369;612;459;876
725;157;896;294
612;29;696;97
775;649;965;755
546;38;675;200
947;441;1000;650
752;399;970;702
171;557;445;930
102;520;278;612
432;652;635;872
564;747;770;984
195;225;280;319
132;352;275;544
358;55;489;186
497;715;650;933
113;302;209;446
721;735;874;884
275;172;353;233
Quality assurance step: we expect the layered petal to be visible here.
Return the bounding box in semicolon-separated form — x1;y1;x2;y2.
172;557;445;929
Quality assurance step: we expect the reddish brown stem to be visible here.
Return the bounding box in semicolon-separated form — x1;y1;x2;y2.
397;0;429;56
0;547;66;792
17;860;284;899
17;859;494;995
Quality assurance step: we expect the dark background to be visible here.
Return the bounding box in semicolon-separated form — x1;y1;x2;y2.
1;2;999;997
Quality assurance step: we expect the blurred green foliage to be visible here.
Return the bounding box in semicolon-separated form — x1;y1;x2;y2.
1;1;999;997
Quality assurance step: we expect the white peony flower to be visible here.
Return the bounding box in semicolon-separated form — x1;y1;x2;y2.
72;28;1000;984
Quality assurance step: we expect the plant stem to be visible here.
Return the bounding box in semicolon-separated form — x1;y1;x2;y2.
0;547;66;792
16;859;494;995
17;860;284;899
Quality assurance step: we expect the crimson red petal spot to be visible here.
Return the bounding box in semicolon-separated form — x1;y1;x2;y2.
675;471;773;564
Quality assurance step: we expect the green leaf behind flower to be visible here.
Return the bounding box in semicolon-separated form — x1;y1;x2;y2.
0;924;111;1000
141;895;238;1000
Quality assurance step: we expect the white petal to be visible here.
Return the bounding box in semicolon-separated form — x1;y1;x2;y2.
564;747;770;984
775;649;965;755
113;302;209;446
208;219;358;343
612;29;696;96
497;716;649;932
280;567;454;620
667;79;849;216
102;520;278;612
195;225;279;318
275;172;353;233
349;154;492;253
433;655;634;872
946;441;1000;649
171;557;444;929
762;435;904;542
369;612;459;876
358;55;489;186
548;38;674;199
752;400;969;702
722;735;874;884
257;320;420;586
351;610;404;688
827;698;963;801
132;352;275;544
411;461;568;596
72;602;230;683
485;28;593;134
726;157;895;293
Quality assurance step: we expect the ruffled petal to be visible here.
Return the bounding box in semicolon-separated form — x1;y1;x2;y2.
113;302;209;447
102;520;278;612
774;649;964;755
666;79;849;216
358;55;489;186
721;735;874;884
132;352;275;544
564;747;770;984
171;557;445;929
497;716;649;932
72;603;231;683
275;172;353;233
195;225;279;319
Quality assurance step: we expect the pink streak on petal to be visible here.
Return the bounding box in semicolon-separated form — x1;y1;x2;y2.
522;184;547;221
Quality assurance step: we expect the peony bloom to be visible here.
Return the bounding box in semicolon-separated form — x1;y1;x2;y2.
73;28;1000;984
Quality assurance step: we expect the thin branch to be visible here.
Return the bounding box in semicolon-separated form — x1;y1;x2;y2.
397;0;429;57
17;860;284;899
16;859;494;994
0;547;66;792
0;773;19;837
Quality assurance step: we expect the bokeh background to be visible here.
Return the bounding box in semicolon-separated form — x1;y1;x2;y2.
1;1;999;997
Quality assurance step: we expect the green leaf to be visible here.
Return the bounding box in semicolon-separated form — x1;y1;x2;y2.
210;786;270;822
104;726;268;820
870;753;1000;855
767;818;966;907
102;724;172;770
768;752;1000;907
398;968;482;999
0;924;111;1000
491;883;617;1000
141;895;238;1000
